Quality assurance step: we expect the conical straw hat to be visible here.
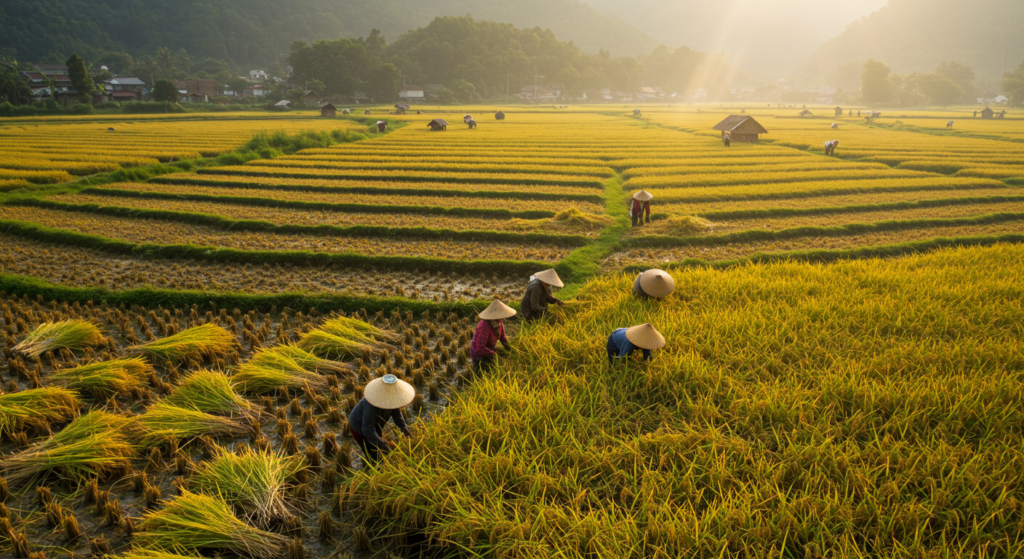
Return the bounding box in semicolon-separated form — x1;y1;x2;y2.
625;324;666;350
479;300;517;320
364;374;415;409
633;190;654;201
534;269;564;288
639;269;676;298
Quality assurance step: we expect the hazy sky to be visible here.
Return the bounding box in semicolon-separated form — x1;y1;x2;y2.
587;0;892;77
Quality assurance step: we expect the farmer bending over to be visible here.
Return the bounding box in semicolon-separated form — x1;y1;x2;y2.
630;190;653;227
470;300;515;372
824;140;839;156
348;374;413;465
520;269;564;322
607;324;665;364
634;269;676;300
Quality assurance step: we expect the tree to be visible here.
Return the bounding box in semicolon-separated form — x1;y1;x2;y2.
1003;60;1024;108
450;79;479;103
309;79;325;95
909;73;962;106
434;87;456;104
861;59;893;105
368;63;399;101
226;76;248;97
0;58;32;104
936;61;975;101
66;53;95;101
151;79;179;103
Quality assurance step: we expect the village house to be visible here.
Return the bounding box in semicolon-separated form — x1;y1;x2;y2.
243;84;268;97
104;76;146;101
249;70;268;81
302;90;321;107
19;70;72;97
398;85;425;101
520;85;557;102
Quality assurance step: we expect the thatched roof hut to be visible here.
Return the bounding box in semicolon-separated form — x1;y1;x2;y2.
495;111;505;120
712;115;768;142
428;119;448;131
981;107;995;119
799;109;813;117
319;103;336;117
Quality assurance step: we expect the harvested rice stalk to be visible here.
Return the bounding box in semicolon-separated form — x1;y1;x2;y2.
118;551;205;559
13;320;104;357
136;490;288;559
296;329;372;359
231;350;329;395
1;411;136;487
50;358;152;399
191;447;304;527
137;403;247;447
318;316;401;344
265;345;351;374
164;370;256;420
131;324;236;363
0;388;81;438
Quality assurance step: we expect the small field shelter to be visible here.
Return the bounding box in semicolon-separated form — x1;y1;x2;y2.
712;115;768;143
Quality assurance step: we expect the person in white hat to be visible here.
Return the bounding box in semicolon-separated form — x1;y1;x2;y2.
471;300;516;372
633;269;676;300
520;269;564;322
348;374;414;464
606;324;665;364
630;191;653;227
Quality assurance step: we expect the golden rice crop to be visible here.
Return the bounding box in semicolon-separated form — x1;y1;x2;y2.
50;357;153;398
137;402;248;446
191;447;304;527
0;206;572;262
207;165;605;186
131;323;237;362
13;319;104;357
0;387;80;438
348;243;1024;558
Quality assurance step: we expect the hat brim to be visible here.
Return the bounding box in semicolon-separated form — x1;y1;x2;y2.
479;300;517;320
625;324;666;350
633;190;654;202
639;269;676;298
364;377;416;409
534;269;564;288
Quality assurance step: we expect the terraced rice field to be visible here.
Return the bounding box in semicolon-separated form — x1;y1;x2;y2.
2;107;1024;558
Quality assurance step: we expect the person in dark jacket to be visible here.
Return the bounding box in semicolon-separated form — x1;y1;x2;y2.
470;300;516;372
348;374;414;465
630;190;653;227
723;131;731;148
607;324;665;364
377;120;387;133
633;269;676;300
520;268;564;321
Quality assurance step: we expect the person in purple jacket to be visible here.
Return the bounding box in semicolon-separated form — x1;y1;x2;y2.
348;374;414;465
470;300;516;373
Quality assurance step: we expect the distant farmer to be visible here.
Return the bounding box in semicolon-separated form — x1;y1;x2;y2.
470;300;515;373
947;120;954;129
824;140;839;156
107;127;115;132
723;131;731;148
364;109;371;115
520;269;564;322
376;120;387;133
974;110;978;118
348;374;413;465
468;118;477;129
463;114;473;124
831;122;838;129
630;190;653;227
848;110;853;117
633;269;676;300
606;324;665;364
857;110;861;117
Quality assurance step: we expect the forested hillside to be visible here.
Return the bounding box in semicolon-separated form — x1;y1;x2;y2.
801;0;1024;82
0;0;655;70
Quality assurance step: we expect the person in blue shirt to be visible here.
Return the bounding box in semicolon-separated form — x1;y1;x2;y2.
606;324;665;364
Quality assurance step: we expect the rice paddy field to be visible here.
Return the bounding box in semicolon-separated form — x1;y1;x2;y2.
2;105;1024;558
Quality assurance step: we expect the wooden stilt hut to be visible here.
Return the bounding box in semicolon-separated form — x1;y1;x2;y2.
712;115;768;143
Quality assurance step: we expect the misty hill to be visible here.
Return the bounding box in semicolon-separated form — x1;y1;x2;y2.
802;0;1024;83
0;0;657;70
580;0;889;79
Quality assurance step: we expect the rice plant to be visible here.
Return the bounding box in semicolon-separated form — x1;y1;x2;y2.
264;344;351;374
137;402;247;446
131;323;236;362
118;550;205;559
191;447;304;527
136;490;288;559
50;358;153;398
1;410;135;487
231;348;329;394
164;370;256;419
0;387;81;438
12;320;104;357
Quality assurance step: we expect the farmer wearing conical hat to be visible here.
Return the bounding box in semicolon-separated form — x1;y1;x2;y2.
606;324;665;364
633;269;676;300
630;190;653;227
470;300;516;373
520;268;564;322
348;374;414;465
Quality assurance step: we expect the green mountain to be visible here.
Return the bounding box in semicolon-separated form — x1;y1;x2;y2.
801;0;1024;83
0;0;657;70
